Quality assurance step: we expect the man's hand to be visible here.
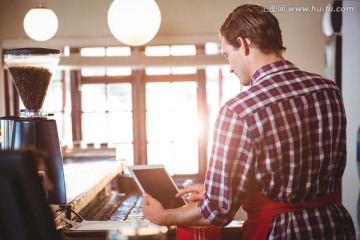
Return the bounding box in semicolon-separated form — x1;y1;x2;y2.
176;184;205;202
143;190;210;227
142;193;169;226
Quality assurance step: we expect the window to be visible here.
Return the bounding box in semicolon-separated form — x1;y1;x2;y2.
26;43;249;182
3;43;250;182
42;70;68;141
81;83;134;164
146;81;199;174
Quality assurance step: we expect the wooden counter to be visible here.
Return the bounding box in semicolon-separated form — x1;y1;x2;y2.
53;159;124;229
55;160;242;239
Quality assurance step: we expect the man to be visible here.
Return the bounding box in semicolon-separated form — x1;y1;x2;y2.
142;4;355;239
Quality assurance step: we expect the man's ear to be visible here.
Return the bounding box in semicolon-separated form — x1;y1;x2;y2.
236;37;251;55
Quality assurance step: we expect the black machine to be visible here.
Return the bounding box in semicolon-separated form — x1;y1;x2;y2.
0;149;62;240
1;48;66;204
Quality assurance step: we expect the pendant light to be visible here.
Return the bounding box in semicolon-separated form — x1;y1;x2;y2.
23;0;58;41
107;0;161;46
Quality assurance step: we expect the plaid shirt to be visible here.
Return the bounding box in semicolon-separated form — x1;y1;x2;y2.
199;61;355;239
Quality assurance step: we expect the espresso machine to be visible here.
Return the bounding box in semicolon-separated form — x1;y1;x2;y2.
1;48;66;204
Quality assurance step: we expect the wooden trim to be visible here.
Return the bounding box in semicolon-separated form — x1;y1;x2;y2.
58;54;226;69
132;69;147;165
2;34;220;49
80;74;196;84
81;75;134;84
70;70;82;142
61;71;67;111
3;69;10;116
196;69;208;182
145;74;195;82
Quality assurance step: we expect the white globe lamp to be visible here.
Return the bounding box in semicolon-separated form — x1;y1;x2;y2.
23;7;58;41
107;0;161;46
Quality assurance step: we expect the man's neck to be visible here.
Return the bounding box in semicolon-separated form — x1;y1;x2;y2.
249;49;285;76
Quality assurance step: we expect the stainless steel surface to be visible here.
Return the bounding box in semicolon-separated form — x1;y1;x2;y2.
0;117;17;150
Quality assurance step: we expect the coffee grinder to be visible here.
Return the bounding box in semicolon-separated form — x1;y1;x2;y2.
2;48;66;204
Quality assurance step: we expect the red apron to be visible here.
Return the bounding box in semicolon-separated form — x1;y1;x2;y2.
176;225;222;240
242;186;340;240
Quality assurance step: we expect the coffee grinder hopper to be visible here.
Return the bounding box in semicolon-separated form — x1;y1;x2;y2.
2;48;66;204
3;48;60;118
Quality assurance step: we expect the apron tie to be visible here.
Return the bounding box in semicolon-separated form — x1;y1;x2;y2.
242;187;340;240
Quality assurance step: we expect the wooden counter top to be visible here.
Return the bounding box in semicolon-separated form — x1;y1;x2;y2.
53;159;124;228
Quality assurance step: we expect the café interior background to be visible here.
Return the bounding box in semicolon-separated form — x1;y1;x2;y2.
0;0;359;236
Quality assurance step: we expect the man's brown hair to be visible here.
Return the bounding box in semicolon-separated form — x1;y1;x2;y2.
219;4;286;55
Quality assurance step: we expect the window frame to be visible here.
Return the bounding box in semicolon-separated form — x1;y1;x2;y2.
70;69;208;184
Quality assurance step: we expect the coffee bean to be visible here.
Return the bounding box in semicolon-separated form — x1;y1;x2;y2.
8;66;52;110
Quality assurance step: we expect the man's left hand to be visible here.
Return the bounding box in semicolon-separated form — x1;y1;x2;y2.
142;192;169;226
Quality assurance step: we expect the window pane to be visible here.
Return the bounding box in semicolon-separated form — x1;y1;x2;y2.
173;143;198;174
63;45;70;57
81;67;106;77
53;69;63;81
147;111;172;142
146;82;172;110
81;84;107;112
171;45;196;56
147;143;198;175
115;143;134;168
205;42;220;55
43;81;62;111
106;47;131;56
107;83;132;111
172;110;199;141
145;46;170;56
108;112;133;143
147;110;198;142
147;143;174;173
171;67;196;75
146;81;199;174
52;112;63;141
172;82;197;110
106;67;132;76
206;66;220;112
62;111;73;147
80;47;106;56
80;80;133;163
146;67;171;75
82;112;107;143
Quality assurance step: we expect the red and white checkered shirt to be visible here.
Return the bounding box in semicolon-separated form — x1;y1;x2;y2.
199;60;355;239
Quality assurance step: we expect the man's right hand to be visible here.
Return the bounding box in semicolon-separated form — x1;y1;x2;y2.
176;184;205;202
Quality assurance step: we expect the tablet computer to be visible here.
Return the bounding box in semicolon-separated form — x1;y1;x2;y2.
128;164;187;209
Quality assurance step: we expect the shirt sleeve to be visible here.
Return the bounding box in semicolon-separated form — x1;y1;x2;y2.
198;104;255;226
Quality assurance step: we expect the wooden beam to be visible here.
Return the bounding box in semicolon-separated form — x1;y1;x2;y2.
59;54;226;69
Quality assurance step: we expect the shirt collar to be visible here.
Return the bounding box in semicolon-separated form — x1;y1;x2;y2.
251;60;297;86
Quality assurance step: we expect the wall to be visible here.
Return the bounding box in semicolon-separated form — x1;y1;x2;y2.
342;0;360;237
0;0;331;117
0;0;328;72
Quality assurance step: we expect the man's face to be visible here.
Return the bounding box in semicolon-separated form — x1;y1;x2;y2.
221;37;251;86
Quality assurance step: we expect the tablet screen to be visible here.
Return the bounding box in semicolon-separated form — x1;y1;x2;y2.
128;165;187;209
